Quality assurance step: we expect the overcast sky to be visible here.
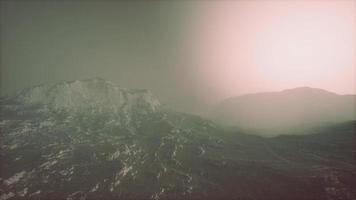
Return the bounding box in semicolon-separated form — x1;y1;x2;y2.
0;1;202;112
1;1;355;114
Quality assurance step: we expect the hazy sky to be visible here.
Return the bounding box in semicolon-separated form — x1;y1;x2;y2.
1;1;355;114
0;1;197;111
189;0;356;103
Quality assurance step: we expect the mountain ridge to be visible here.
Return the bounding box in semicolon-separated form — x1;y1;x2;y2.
227;87;351;99
6;77;160;114
212;87;356;135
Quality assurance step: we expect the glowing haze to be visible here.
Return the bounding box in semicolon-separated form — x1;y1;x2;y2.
1;1;355;114
188;0;356;103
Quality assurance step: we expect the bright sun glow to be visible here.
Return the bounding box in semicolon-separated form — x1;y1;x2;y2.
190;0;356;101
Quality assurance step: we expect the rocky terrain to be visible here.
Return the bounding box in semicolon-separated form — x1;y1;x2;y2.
1;78;355;200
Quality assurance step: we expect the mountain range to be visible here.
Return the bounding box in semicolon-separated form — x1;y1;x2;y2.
213;87;356;136
0;78;355;200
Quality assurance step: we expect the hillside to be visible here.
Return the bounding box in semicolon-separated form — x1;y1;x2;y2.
1;80;355;200
213;87;356;136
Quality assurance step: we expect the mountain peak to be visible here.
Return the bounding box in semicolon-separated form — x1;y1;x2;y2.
13;78;160;113
280;86;336;95
213;86;355;134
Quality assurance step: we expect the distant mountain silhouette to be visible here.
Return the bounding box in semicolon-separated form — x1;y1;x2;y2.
213;87;356;135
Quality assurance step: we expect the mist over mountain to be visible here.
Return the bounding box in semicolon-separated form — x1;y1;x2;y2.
1;1;355;199
1;79;355;200
212;87;356;136
13;77;160;112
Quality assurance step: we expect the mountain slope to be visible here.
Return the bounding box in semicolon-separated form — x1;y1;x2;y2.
213;87;356;135
13;77;160;113
1;80;355;200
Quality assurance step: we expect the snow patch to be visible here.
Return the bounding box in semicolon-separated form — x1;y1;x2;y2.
119;165;133;177
0;192;15;200
29;190;41;197
4;171;26;185
90;183;99;192
18;187;28;197
9;144;19;150
39;120;55;128
151;188;165;200
0;120;11;126
199;146;206;155
40;160;58;169
107;150;120;161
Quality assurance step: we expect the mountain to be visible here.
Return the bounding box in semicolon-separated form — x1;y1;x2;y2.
1;80;356;200
1;78;160;133
13;77;160;113
212;87;356;135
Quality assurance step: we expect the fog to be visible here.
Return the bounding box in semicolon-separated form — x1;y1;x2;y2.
1;2;356;199
213;87;356;136
0;1;204;113
1;1;355;115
